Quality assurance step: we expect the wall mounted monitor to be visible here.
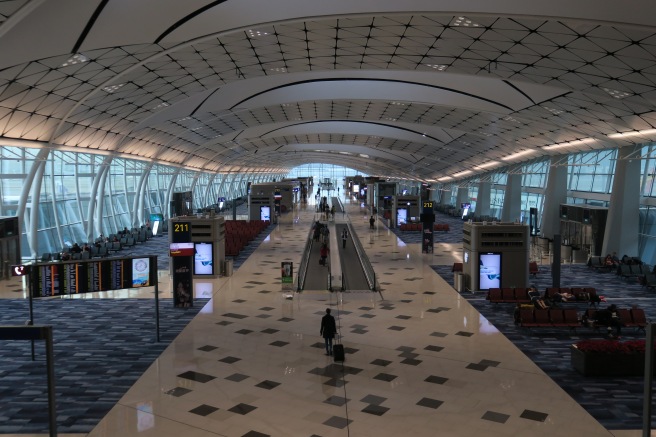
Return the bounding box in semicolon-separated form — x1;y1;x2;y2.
170;242;194;257
479;252;501;290
396;208;408;225
260;205;271;221
194;242;214;275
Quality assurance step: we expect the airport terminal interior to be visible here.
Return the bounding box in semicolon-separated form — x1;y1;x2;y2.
4;1;656;436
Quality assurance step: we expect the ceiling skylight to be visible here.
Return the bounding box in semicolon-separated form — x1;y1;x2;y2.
425;64;448;71
501;149;535;161
602;87;632;99
247;29;269;38
452;16;482;27
102;83;125;93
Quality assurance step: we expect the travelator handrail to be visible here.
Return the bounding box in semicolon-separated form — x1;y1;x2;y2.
297;225;315;291
346;222;378;292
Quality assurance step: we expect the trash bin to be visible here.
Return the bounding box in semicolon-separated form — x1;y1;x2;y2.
224;259;233;277
453;272;463;292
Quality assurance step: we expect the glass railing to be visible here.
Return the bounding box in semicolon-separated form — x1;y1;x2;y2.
346;221;378;291
296;225;315;291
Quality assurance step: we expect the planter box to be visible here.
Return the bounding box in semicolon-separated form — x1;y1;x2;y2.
570;346;647;377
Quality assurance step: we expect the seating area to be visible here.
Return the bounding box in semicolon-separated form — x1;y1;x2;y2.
398;222;450;232
225;220;270;257
487;287;531;304
544;287;599;303
583;308;647;333
519;308;580;330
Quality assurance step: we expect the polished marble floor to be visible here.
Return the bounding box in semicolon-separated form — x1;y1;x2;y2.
0;197;644;436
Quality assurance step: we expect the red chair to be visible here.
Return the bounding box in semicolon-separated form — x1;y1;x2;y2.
487;288;502;303
533;310;551;327
529;261;539;277
501;288;515;302
550;309;567;327
563;309;580;329
520;309;538;327
514;287;530;303
630;308;648;333
452;263;463;272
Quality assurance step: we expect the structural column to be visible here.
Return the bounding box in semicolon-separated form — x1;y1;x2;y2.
476;181;491;217
455;186;468;209
602;147;640;256
501;173;522;222
541;163;568;239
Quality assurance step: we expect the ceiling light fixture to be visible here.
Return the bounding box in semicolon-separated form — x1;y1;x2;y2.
425;64;448;71
452;16;482;27
247;29;269;37
437;176;453;181
501;149;535;161
452;170;472;178
269;67;287;73
102;83;125;93
602;87;632;99
608;128;656;139
541;138;596;151
61;53;89;67
542;106;564;115
474;161;500;170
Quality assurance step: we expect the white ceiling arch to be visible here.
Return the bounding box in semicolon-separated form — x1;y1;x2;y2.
0;4;656;181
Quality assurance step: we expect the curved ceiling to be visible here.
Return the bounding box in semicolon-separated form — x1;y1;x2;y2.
1;0;656;180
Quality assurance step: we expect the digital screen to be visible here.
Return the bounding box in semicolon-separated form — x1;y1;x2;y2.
260;206;270;221
353;184;359;193
11;265;26;276
464;251;469;264
397;208;407;225
151;221;160;236
479;253;501;290
132;258;150;287
170;242;194;257
194;242;214;275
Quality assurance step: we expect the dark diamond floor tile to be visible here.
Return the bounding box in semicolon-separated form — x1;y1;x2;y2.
256;314;272;319
198;345;218;352
430;331;448;337
229;403;257;415
324;378;347;387
259;306;275;311
360;314;376;319
261;328;279;334
219;356;241;364
396;346;415;352
482;411;510;424
417;397;443;409
361;394;387;405
425;345;444;352
466;363;488;371
242;430;269;437
401;358;422;366
178;371;216;383
189;404;219;416
278;317;294;322
255;380;281;390
324;396;348;406
362;404;390;416
479;359;501;367
359;306;373;310
426;308;442;313
236;329;253;335
352;328;368;334
520;409;549;422
351;324;367;329
396;315;411;320
323;416;352;429
371;359;392;367
216;320;233;326
425;375;448;385
423;291;436;295
269;341;289;347
233;299;246;303
388;326;405;331
165;387;192;397
399;352;419;359
455;331;474;337
225;373;249;382
223;313;248;319
373;373;397;382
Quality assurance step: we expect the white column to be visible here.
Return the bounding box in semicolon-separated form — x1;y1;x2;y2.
456;186;468;209
541;163;568;239
132;163;153;228
476;181;491;217
501;173;522;222
602;147;640;256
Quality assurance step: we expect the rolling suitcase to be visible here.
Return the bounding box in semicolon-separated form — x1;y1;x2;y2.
333;343;345;362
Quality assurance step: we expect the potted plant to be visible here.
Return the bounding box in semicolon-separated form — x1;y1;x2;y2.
570;339;653;377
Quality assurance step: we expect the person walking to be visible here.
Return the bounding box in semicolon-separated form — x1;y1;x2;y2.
341;228;348;248
369;215;375;229
320;308;337;356
320;243;329;266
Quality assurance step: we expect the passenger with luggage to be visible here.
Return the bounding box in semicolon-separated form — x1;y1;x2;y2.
320;308;336;356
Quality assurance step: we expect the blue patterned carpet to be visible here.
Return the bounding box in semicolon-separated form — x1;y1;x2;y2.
420;211;656;430
0;298;208;434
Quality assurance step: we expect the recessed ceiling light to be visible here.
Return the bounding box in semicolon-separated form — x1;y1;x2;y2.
452;16;482;27
474;161;500;170
152;102;169;110
437;176;453;181
542;106;563;115
61;53;89;67
339;151;351;155
391;101;406;106
501;150;535;161
503;116;520;123
177;116;192;122
384;117;397;122
425;64;448;71
269;67;287;73
452;170;472;178
359;154;369;158
102;83;125;93
608;128;656;139
541;138;595;151
602;87;632;99
247;29;269;38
